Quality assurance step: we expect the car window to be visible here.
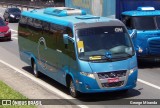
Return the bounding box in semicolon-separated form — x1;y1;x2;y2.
5;9;8;13
8;8;21;13
0;19;6;26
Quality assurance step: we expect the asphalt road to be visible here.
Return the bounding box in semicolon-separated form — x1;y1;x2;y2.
0;7;160;108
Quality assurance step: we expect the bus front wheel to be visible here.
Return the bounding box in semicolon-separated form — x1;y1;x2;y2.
69;79;79;98
119;89;129;94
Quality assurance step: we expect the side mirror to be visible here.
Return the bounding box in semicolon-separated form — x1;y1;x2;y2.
129;29;137;38
63;34;69;45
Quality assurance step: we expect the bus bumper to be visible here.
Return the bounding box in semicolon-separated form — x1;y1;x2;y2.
76;70;137;93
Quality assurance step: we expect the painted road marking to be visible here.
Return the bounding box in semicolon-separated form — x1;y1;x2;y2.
11;29;18;33
12;34;17;37
0;60;88;108
12;33;18;40
12;37;18;40
138;79;160;90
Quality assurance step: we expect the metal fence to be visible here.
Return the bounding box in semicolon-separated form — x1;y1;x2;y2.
0;0;64;10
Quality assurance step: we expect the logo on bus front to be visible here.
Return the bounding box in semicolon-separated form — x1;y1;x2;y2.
115;28;123;32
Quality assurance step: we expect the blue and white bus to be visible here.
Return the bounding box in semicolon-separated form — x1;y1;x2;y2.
18;7;138;97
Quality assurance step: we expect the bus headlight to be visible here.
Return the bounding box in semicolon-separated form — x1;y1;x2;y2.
138;47;143;53
129;67;137;75
80;72;95;79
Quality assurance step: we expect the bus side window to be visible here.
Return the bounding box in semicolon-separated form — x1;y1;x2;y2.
65;27;76;60
50;24;66;52
42;21;56;50
43;21;50;32
33;19;43;39
66;40;76;60
27;17;33;27
34;19;42;29
19;16;28;37
19;16;27;25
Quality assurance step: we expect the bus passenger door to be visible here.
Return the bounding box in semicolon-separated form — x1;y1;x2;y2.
61;39;78;85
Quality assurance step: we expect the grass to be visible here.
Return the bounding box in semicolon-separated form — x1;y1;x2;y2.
0;81;36;108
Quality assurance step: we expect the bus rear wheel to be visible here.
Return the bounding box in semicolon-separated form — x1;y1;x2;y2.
69;79;79;98
32;60;39;78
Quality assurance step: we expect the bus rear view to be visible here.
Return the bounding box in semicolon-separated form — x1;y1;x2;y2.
18;7;138;97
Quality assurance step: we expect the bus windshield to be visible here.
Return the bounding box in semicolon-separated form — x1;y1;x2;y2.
133;16;160;30
76;26;134;61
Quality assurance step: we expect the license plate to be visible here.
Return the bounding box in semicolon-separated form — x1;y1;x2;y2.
107;78;119;83
0;33;4;37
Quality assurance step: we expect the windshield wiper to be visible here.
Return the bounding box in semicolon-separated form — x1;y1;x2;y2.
110;53;133;61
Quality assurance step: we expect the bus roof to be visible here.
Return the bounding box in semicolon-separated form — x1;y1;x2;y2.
22;7;124;28
122;10;160;17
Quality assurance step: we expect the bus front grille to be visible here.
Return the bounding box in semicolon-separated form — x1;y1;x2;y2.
101;81;124;88
96;70;128;88
148;38;160;55
97;70;127;79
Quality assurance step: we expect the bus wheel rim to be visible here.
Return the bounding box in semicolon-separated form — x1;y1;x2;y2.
34;63;37;75
70;81;76;95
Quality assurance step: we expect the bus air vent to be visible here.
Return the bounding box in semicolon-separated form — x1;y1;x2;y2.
137;7;155;11
44;7;86;17
75;15;100;20
30;9;37;13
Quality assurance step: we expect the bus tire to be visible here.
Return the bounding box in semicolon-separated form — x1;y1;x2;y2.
119;89;129;94
69;79;79;98
32;60;39;78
